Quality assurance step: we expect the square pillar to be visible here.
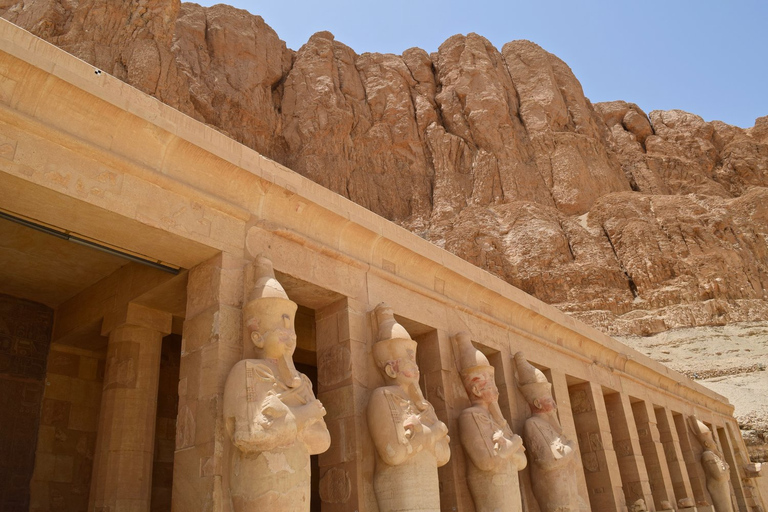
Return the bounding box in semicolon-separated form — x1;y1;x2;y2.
724;421;767;511
494;349;536;512
655;406;696;505
314;297;372;512
90;303;172;512
629;399;675;509
604;393;655;507
673;412;710;506
548;369;591;509
416;329;472;512
171;253;244;512
568;381;626;511
493;350;524;431
715;425;747;511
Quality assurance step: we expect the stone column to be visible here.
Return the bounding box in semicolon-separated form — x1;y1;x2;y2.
549;369;591;507
629;399;675;509
494;350;523;428
314;297;371;512
655;407;696;504
714;424;746;511
417;329;469;511
89;303;172;512
568;381;625;511
724;421;766;511
673;412;709;505
603;393;655;507
494;349;530;510
171;253;244;512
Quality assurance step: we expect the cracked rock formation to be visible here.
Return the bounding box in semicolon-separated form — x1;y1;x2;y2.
2;0;767;337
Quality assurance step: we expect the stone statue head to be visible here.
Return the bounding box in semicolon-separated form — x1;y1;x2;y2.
372;303;426;409
688;416;718;451
244;255;300;387
514;352;555;413
455;332;498;405
629;498;648;512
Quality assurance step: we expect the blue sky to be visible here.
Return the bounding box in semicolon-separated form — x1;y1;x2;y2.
196;0;767;128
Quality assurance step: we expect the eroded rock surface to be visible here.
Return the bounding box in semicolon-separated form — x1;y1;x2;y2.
2;0;767;337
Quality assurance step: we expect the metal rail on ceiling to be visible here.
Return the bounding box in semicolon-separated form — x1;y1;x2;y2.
0;209;180;275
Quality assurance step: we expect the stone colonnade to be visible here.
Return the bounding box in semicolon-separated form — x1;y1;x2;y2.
157;249;763;512
32;247;762;512
0;15;761;511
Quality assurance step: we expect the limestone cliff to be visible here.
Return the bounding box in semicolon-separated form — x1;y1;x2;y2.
2;0;767;337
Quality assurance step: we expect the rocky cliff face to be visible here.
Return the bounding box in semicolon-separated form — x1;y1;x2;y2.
3;0;767;336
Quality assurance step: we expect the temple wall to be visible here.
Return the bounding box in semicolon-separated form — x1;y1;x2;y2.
0;17;764;512
29;343;104;512
0;294;53;510
243;229;760;512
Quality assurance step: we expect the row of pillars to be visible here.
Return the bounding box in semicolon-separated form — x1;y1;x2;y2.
89;304;172;511
563;379;752;512
316;305;756;512
84;254;760;512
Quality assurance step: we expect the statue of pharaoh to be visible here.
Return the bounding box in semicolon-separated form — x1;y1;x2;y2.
514;352;585;512
455;332;527;512
222;256;330;511
366;303;450;512
689;417;734;512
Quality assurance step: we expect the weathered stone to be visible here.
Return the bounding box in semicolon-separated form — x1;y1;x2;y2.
0;295;53;511
455;332;526;512
2;1;766;338
367;303;450;512
222;256;330;512
515;352;587;512
689;418;735;512
1;10;766;512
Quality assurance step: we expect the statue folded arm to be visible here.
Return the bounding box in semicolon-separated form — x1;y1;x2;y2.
524;419;575;472
368;388;416;466
224;360;300;454
498;428;528;471
460;410;525;472
368;388;447;466
460;410;505;472
422;404;451;467
434;433;451;467
294;375;332;454
702;451;731;481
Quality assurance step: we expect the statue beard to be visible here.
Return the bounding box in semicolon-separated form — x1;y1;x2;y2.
276;354;301;388
406;382;428;412
489;401;507;427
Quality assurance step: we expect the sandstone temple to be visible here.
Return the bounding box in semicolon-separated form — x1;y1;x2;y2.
0;17;765;512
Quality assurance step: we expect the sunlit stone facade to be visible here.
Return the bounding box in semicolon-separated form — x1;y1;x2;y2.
0;19;764;512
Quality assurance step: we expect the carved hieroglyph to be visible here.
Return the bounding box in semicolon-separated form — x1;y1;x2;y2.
455;332;527;512
222;256;330;511
689;417;735;512
366;303;450;512
514;352;586;512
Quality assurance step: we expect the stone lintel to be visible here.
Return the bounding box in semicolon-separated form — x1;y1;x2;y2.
102;302;173;337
